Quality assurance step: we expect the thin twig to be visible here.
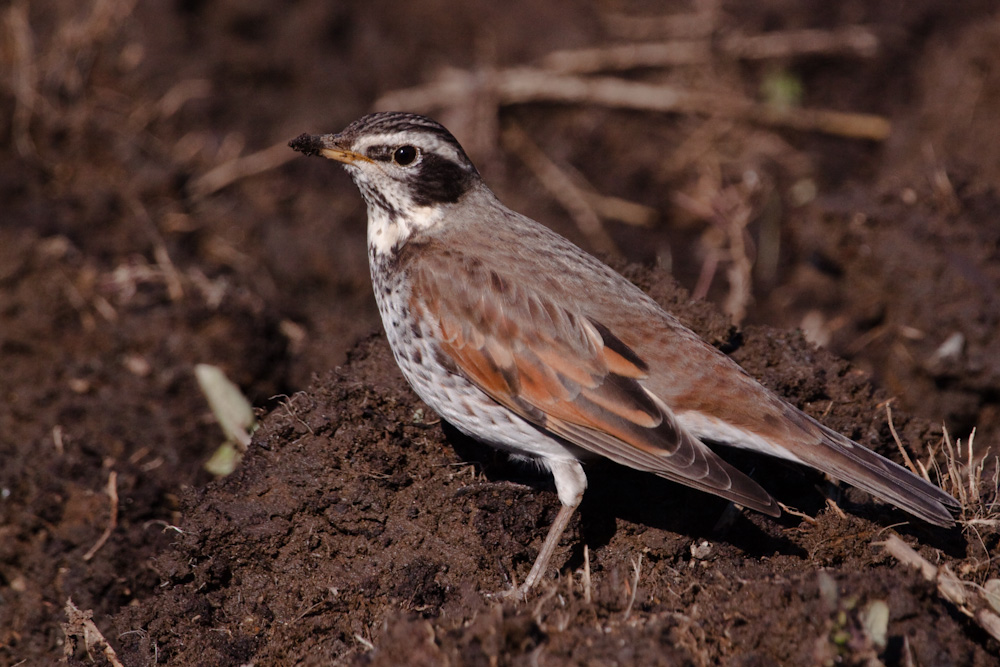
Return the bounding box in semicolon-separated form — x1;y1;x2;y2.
189;140;298;199
719;26;878;60
941;426;966;507
376;68;891;141
582;544;592;604
4;4;38;156
152;242;184;302
920;433;944;487
824;497;848;520
541;26;878;74
509;130;657;227
83;471;118;561
877;534;1000;642
915;458;931;484
63;598;125;667
585;191;657;227
623;553;643;621
603;10;717;41
126;79;212;133
541;41;708;74
52;425;65;455
778;502;818;525
885;404;918;476
127;198;184;302
966;429;977;504
501;121;619;255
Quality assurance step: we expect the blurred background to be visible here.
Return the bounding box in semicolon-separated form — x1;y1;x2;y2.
2;0;999;661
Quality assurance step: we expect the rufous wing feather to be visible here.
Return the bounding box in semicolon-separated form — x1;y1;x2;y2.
411;254;780;517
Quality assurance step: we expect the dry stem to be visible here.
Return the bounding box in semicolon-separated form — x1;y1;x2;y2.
885;404;919;476
623;552;643;621
63;598;125;666
190;140;299;199
83;470;119;561
377;68;891;141
541;26;878;74
878;535;1000;642
501;122;618;255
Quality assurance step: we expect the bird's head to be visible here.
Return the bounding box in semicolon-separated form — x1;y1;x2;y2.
290;112;482;254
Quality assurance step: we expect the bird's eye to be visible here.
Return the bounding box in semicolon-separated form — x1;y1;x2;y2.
393;145;418;166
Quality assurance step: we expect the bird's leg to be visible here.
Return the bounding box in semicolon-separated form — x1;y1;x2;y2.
496;459;587;599
515;501;578;595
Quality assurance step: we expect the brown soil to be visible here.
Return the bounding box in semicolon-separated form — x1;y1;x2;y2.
2;1;999;665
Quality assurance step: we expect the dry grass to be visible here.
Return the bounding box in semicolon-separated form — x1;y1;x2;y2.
884;404;999;530
920;426;1000;529
878;407;1000;643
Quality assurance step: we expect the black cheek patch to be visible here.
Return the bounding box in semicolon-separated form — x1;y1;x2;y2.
411;153;473;205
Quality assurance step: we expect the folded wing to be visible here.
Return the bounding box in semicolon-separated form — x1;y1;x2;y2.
410;253;780;517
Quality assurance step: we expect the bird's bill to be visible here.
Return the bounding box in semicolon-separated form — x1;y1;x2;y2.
287;133;370;165
318;142;369;165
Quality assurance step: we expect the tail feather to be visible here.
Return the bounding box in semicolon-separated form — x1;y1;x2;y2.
810;423;959;527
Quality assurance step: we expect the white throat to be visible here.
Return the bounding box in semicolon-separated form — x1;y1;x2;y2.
366;203;445;256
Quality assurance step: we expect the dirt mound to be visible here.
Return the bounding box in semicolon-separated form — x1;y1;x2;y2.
110;273;988;665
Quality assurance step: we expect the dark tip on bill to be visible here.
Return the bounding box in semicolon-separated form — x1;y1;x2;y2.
288;133;324;156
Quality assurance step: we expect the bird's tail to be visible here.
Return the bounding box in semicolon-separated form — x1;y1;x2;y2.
805;418;960;527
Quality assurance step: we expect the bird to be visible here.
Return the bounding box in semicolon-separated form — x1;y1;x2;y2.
289;111;960;597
